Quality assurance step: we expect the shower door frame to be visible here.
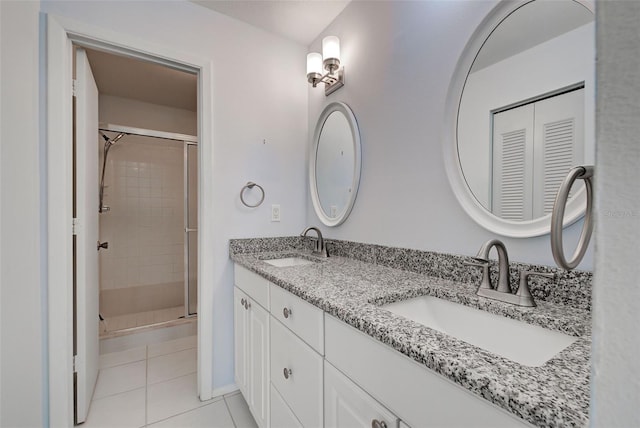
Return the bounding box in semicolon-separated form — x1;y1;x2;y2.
99;124;199;320
45;15;216;426
184;141;198;317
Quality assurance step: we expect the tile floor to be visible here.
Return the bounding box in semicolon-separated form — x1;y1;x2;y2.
100;306;186;336
85;335;257;427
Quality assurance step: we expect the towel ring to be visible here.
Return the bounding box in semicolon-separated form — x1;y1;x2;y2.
550;166;594;270
240;182;265;208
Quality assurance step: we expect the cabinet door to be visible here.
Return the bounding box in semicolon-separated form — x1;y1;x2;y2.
325;361;399;428
249;301;270;428
271;384;303;428
234;287;249;396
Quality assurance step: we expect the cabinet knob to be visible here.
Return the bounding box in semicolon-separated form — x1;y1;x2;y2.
371;419;387;428
244;300;251;310
283;368;292;380
283;307;292;319
240;298;246;306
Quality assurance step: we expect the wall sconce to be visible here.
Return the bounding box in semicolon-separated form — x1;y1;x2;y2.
307;36;345;96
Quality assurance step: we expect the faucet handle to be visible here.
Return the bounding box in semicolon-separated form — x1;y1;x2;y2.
464;259;492;290
516;270;555;307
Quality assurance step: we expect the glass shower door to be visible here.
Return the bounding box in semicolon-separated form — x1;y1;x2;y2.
184;142;198;316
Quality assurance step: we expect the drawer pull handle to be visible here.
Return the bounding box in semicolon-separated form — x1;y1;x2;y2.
371;419;387;428
283;307;292;319
283;368;292;380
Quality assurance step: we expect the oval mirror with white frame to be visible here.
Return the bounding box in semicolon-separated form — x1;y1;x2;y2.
310;102;361;226
443;0;595;237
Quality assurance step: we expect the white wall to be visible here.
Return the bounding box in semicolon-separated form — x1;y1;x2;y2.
0;1;46;426
41;0;309;392
307;0;593;269
591;1;640;425
100;94;197;135
459;23;595;207
0;0;305;421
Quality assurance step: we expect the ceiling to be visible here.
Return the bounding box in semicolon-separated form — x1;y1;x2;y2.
85;48;198;112
471;1;593;73
191;0;350;46
85;1;350;110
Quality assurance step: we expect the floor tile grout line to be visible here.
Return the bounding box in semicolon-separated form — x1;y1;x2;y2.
144;396;226;426
223;396;239;428
92;384;146;402
99;356;147;371
147;343;197;361
147;368;198;387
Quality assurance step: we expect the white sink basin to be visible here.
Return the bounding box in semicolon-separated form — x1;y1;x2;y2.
382;295;577;367
263;257;315;267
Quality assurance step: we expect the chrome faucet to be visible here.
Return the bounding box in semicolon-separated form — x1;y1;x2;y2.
301;226;328;257
466;239;552;307
474;239;511;293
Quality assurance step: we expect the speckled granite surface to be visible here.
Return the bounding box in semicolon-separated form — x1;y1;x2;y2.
229;237;591;427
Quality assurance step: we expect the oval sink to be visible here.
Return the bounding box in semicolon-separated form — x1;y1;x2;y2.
263;257;315;267
382;295;577;367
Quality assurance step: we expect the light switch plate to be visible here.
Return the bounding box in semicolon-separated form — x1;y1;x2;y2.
271;204;281;222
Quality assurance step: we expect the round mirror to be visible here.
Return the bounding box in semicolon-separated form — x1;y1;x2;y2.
310;102;361;226
444;0;594;237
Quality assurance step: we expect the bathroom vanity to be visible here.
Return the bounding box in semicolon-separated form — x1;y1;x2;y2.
230;238;591;428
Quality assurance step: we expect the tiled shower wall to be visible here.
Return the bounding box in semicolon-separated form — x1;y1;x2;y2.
99;135;185;317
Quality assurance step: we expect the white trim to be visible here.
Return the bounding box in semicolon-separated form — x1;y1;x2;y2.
46;13;215;426
99;123;197;143
309;102;362;227
442;0;594;238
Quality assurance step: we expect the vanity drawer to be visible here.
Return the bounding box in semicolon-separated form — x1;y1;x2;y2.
270;316;323;428
235;264;270;309
270;283;324;354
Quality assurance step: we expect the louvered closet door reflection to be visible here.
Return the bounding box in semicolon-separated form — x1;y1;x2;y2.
532;88;584;218
492;104;534;221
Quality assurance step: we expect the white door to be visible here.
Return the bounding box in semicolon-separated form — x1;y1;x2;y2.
532;88;585;217
492;104;534;221
74;47;100;424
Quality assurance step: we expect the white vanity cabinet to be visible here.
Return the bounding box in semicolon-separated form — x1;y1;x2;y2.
325;361;400;428
233;263;532;428
234;266;271;428
325;315;532;428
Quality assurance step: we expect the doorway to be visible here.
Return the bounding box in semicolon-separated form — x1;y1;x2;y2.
47;16;216;426
72;46;199;424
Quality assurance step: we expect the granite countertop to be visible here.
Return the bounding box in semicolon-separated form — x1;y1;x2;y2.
230;248;591;428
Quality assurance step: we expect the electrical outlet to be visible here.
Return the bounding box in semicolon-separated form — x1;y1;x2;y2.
271;204;281;222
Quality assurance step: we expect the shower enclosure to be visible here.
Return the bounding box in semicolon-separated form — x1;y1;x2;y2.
98;124;197;335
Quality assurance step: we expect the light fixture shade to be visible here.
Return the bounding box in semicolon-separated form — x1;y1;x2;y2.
306;52;323;76
322;36;340;62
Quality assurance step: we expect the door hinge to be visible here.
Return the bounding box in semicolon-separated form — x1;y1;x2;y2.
72;218;78;235
72;79;78;97
73;355;77;373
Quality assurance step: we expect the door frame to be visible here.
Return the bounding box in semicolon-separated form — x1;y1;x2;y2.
46;14;215;426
